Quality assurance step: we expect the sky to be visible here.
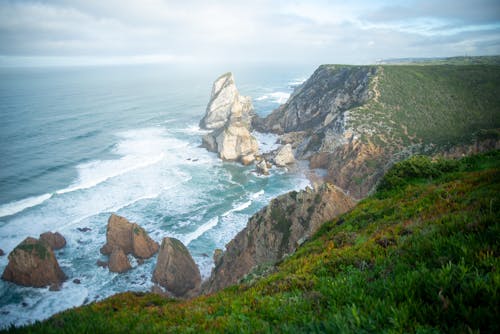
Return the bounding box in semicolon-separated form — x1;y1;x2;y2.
0;0;499;67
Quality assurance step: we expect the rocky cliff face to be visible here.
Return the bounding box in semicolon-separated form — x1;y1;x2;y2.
201;72;259;163
254;64;500;199
203;183;355;293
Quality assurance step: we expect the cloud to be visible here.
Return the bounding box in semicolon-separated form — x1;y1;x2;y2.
0;0;499;66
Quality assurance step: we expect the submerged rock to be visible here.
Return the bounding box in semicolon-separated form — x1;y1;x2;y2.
200;72;259;163
39;232;66;250
0;249;4;256
1;237;66;288
152;237;201;298
203;184;355;293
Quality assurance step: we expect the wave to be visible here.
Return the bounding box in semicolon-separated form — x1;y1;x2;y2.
0;193;53;218
183;217;219;245
56;154;165;195
251;190;265;199
222;200;252;217
255;92;290;104
288;78;307;88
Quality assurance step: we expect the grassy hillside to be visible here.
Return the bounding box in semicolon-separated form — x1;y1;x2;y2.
348;64;500;149
4;151;499;333
380;55;500;66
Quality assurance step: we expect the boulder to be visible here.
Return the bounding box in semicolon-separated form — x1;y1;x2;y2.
131;223;160;259
274;144;295;167
152;237;201;298
39;232;66;250
108;248;132;273
215;124;259;161
240;154;255;166
256;159;270;175
0;249;4;256
100;214;159;259
1;237;66;288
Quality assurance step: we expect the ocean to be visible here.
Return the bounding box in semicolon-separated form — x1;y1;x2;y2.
0;63;314;327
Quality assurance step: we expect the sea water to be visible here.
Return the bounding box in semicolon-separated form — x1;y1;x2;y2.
0;63;312;327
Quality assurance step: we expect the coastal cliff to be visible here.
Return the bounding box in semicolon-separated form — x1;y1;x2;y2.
203;183;355;293
255;64;500;198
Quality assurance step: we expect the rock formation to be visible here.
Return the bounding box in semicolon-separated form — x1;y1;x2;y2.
0;249;4;256
200;72;259;164
203;183;355;293
256;159;269;175
100;214;159;259
100;214;159;273
273;144;295;167
1;237;66;288
152;237;201;298
39;232;66;250
108;248;132;273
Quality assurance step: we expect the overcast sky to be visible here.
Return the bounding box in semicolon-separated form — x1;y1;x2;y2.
0;0;499;66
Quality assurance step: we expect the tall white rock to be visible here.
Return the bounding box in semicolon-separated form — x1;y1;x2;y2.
200;72;259;163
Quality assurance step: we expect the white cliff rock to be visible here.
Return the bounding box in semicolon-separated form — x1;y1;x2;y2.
200;72;259;163
274;144;295;166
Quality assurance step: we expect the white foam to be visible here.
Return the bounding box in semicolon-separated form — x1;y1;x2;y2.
252;131;280;154
183;217;218;245
222;200;252;217
288;78;307;87
251;190;265;199
0;193;53;218
256;92;290;104
174;124;211;135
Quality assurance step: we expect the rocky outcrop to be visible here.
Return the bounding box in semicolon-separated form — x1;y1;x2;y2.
273;144;295;167
0;249;4;256
203;183;355;293
100;214;159;260
152;237;201;298
108;248;132;273
200;72;259;163
1;237;66;288
256;159;269;175
39;232;66;250
254;65;375;134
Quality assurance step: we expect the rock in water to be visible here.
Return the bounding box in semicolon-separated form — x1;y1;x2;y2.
215;124;259;161
100;214;159;259
200;72;239;130
131;223;160;259
203;184;355;293
200;72;259;163
0;249;4;256
256;159;270;175
152;237;201;298
274;144;295;167
108;248;132;273
1;237;66;288
39;232;66;250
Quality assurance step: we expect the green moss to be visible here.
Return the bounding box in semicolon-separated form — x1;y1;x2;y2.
16;242;50;260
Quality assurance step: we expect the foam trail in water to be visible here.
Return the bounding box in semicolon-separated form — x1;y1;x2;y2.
251;190;265;199
0;193;53;218
222;200;252;217
256;92;290;104
183;217;219;245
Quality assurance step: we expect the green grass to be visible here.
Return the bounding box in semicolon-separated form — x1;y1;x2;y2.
3;151;499;333
348;64;500;149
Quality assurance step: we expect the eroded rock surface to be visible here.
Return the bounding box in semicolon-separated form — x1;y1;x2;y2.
200;72;259;163
1;237;66;288
152;237;201;298
39;232;66;250
203;183;355;293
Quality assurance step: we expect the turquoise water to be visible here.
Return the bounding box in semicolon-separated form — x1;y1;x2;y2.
0;63;313;327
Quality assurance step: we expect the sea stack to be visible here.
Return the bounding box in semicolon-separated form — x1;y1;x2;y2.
200;72;259;164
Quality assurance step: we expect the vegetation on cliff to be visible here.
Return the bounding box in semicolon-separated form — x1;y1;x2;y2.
5;150;498;333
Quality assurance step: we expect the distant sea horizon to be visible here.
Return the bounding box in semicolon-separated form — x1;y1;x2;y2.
0;63;315;327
